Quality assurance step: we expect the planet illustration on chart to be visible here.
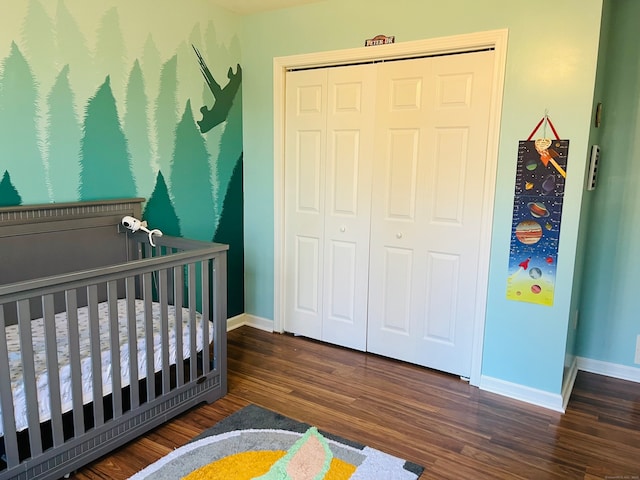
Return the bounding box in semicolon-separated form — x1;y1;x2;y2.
525;181;534;190
545;222;552;230
542;174;556;193
546;256;554;264
527;201;550;218
529;267;542;279
525;158;538;171
531;284;542;294
515;220;543;245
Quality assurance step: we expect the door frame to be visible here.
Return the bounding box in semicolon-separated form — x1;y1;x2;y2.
273;29;508;386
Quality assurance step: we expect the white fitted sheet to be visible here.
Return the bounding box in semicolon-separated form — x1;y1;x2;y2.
1;299;212;435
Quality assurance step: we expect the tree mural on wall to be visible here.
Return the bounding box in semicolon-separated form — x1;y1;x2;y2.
55;0;96;120
170;100;215;240
46;65;81;202
141;35;162;177
95;7;127;115
142;172;181;237
79;76;136;200
22;0;56;91
0;171;22;207
214;154;244;317
124;60;154;200
1;3;244;316
193;46;244;317
0;42;48;204
215;78;242;223
193;44;243;226
155;55;178;184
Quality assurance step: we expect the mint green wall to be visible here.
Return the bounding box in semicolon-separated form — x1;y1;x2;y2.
240;0;603;394
577;0;640;367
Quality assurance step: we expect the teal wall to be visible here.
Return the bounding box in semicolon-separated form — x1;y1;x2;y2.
240;0;603;394
0;0;245;316
564;0;615;382
577;0;640;368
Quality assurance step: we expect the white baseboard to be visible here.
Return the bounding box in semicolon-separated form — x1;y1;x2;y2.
479;375;566;413
226;313;274;332
577;357;640;383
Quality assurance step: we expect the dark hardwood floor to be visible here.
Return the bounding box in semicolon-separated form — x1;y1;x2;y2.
72;325;640;479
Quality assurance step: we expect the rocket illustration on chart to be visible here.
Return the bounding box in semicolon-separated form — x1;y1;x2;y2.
509;257;531;281
535;138;567;178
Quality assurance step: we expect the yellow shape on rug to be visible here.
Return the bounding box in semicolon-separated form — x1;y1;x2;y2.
182;450;356;480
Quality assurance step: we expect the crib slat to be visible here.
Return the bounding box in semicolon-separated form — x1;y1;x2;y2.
142;272;155;401
125;276;140;410
174;266;184;387
158;268;170;393
17;299;43;456
0;306;20;468
188;263;197;380
65;289;85;438
87;285;104;427
201;259;210;374
42;294;64;447
214;252;227;384
107;281;122;417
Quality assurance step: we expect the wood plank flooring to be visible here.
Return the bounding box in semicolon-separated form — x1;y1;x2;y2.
72;326;640;479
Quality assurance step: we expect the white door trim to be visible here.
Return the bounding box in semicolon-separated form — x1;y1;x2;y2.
273;29;508;387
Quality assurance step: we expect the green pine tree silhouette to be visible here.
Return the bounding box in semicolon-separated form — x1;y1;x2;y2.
47;65;81;202
216;82;242;209
0;42;49;203
55;0;95;117
155;55;178;181
214;153;244;317
141;34;162;104
0;171;22;207
21;0;56;88
170;100;215;240
124;59;154;200
79;76;136;200
95;7;126;112
142;171;181;237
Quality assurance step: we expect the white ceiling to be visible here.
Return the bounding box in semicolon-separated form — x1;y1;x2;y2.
210;0;324;15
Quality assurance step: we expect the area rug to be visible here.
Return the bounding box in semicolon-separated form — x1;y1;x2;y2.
129;404;424;479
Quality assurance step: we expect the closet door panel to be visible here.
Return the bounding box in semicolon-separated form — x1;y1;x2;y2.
284;70;327;340
321;64;376;351
368;51;494;377
379;246;413;334
385;129;419;219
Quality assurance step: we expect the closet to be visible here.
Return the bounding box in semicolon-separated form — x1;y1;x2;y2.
283;50;494;378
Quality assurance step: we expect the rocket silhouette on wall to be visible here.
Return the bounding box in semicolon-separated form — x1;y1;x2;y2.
193;45;242;134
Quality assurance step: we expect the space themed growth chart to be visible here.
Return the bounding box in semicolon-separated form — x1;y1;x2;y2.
506;116;569;306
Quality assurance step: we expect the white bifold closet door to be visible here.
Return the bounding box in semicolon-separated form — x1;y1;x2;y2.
284;64;376;351
366;52;493;377
283;50;494;378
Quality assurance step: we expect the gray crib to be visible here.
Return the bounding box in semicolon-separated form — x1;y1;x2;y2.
0;198;227;480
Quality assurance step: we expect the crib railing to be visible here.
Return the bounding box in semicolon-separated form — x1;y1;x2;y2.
0;234;227;480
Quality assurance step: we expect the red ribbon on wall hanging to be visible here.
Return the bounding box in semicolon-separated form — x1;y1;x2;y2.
526;115;566;178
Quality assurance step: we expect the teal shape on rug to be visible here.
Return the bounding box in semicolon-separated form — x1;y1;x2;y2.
254;427;333;480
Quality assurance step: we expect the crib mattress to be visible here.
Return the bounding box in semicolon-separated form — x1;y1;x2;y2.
1;299;212;435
